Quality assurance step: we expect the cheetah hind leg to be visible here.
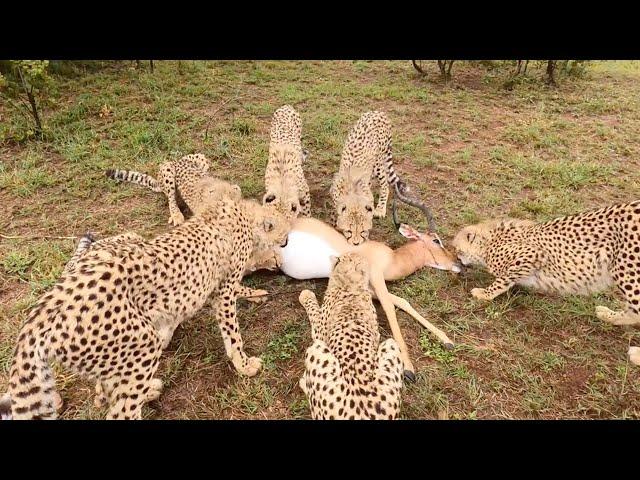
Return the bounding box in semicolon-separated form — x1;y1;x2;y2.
374;338;404;419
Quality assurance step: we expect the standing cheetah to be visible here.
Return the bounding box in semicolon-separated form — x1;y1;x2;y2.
298;252;404;419
451;201;640;364
3;197;290;419
330;111;418;245
263;105;311;219
106;153;242;226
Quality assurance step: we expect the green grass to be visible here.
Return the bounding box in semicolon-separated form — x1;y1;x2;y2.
1;60;639;419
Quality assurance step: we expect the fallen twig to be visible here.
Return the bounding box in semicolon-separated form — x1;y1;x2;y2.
0;233;80;241
204;94;243;141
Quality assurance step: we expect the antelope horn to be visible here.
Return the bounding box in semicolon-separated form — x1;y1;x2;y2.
392;196;401;229
394;180;437;233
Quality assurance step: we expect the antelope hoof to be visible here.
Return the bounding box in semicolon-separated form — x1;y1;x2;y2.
403;370;417;383
444;342;455;351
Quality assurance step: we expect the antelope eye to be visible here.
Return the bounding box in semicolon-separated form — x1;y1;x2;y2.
433;238;442;245
265;194;276;203
365;205;373;212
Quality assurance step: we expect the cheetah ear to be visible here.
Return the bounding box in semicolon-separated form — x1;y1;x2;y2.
301;149;309;162
329;255;340;269
264;219;275;233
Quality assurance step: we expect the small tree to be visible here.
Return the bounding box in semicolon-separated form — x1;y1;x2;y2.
0;60;51;138
411;60;455;83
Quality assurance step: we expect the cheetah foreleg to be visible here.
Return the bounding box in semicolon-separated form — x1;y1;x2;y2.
214;283;263;377
471;276;519;301
374;177;389;219
299;290;325;341
300;186;312;217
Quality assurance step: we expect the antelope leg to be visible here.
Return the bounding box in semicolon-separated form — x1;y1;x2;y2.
388;293;454;349
369;269;416;379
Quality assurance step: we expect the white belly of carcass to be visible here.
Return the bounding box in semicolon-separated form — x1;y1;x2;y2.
279;230;339;280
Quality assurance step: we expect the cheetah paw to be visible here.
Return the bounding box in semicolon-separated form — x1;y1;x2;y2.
471;288;492;301
245;289;269;303
373;207;386;219
53;392;64;411
238;356;263;377
299;289;316;305
144;379;163;402
168;212;185;226
298;377;307;394
629;347;640;366
595;305;619;324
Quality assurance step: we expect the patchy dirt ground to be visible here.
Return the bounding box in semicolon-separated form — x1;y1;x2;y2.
1;60;639;419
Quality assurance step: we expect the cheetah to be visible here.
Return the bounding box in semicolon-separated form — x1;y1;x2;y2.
330;111;416;246
298;252;404;419
2;197;290;419
263;105;311;219
451;201;640;363
106;153;242;226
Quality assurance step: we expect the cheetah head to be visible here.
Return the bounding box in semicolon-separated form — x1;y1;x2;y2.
335;192;374;246
195;178;242;213
328;252;370;288
451;224;492;267
252;204;292;254
262;189;302;221
334;166;373;246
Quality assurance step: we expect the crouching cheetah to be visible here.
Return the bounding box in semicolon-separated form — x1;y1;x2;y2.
298;252;404;419
330;111;410;245
451;201;640;363
106;153;241;226
3;197;290;419
263;105;311;219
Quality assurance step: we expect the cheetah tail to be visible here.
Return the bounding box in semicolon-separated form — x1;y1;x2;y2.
105;168;162;193
8;323;58;419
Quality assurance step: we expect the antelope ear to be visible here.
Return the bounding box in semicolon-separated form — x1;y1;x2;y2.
398;224;421;240
329;255;339;269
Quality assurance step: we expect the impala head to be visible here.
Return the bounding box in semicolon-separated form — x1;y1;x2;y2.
398;224;462;273
392;191;461;273
334;166;373;246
